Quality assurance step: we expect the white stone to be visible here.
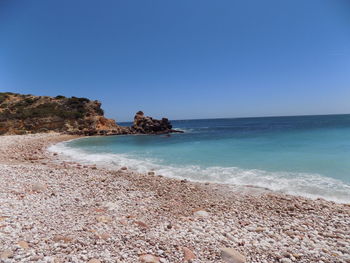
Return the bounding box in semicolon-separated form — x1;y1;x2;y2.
193;210;209;217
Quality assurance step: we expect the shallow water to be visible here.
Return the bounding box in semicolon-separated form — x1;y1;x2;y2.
50;114;350;203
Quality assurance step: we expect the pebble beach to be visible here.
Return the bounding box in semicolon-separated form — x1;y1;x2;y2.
0;133;349;263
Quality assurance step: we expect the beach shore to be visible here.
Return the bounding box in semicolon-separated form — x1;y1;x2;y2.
0;133;349;263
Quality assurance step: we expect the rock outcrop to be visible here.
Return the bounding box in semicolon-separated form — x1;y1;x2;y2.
0;92;181;136
130;111;182;135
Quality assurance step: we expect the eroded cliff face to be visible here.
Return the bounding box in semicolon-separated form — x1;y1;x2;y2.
0;93;181;136
0;93;128;135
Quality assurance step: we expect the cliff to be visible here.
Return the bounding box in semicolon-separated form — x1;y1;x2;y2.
0;92;182;136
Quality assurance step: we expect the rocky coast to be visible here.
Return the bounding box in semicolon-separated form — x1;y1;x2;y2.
0;133;349;263
0;93;182;136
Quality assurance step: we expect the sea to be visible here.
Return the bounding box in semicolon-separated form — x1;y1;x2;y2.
49;114;350;203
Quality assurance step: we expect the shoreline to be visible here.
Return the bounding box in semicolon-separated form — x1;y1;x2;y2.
0;133;349;262
49;136;350;205
48;137;273;195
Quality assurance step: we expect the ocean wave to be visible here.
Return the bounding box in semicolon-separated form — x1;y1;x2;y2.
173;128;195;133
49;141;350;204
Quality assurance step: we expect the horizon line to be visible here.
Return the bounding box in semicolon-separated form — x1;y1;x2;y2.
118;112;350;123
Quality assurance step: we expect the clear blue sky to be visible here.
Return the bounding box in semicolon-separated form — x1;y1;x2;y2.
1;0;350;121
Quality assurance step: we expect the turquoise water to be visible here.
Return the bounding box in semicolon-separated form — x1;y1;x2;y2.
51;114;350;203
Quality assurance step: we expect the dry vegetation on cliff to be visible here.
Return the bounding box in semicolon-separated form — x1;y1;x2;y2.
0;93;126;135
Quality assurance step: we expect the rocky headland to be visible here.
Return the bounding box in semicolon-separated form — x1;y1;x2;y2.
0;92;181;136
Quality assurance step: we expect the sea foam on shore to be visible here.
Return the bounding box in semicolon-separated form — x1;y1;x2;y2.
49;140;350;204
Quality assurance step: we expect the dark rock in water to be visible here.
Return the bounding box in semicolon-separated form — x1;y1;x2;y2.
131;111;183;134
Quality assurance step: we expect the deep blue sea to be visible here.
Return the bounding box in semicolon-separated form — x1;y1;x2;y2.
50;114;350;203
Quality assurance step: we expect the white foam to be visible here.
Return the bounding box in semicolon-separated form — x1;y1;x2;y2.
173;128;195;133
49;141;350;204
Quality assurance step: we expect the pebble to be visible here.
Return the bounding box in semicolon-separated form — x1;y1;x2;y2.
193;210;209;218
280;258;292;263
18;240;29;249
0;250;14;259
139;254;160;263
31;183;46;192
220;248;246;263
182;247;196;261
